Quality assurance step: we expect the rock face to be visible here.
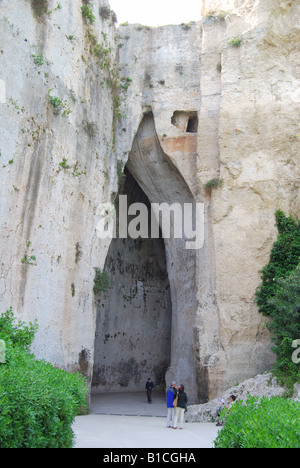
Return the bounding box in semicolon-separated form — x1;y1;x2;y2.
0;0;118;385
0;0;299;403
186;372;287;423
114;0;300;402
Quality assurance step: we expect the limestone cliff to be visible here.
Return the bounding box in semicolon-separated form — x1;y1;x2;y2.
0;0;118;381
0;0;299;403
114;0;300;400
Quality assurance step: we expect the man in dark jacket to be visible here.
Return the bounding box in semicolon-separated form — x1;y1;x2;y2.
145;377;154;403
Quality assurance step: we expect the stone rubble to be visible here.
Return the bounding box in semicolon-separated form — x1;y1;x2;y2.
186;373;294;423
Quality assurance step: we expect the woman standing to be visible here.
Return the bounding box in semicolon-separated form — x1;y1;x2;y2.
173;385;188;429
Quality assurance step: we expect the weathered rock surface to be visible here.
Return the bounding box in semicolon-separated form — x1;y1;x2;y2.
116;0;300;401
0;0;118;383
186;373;288;423
0;0;299;403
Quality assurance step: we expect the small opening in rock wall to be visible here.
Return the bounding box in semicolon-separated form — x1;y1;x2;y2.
186;114;198;133
171;110;198;133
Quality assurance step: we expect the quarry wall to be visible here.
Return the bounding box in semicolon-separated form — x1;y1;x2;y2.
0;0;299;402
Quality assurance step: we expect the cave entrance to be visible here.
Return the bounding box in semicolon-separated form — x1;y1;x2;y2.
92;168;172;393
93;112;202;402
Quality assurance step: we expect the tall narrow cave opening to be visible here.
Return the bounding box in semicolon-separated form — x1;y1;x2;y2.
92;168;172;393
186;114;198;133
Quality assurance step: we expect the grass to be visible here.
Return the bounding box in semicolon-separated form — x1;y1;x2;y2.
205;178;224;194
228;37;242;47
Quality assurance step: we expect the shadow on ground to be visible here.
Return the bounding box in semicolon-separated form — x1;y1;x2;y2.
90;391;166;417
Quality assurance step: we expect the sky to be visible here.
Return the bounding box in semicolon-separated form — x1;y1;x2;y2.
108;0;203;27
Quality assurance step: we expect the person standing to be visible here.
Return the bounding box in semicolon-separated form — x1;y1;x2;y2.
145;377;154;403
173;385;188;429
166;381;177;428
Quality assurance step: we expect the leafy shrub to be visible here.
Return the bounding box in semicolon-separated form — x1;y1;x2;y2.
255;211;300;389
31;52;44;66
255;210;300;317
81;5;95;24
99;6;117;23
266;267;300;389
205;10;228;21
0;307;37;351
0;309;88;448
214;396;300;448
99;5;111;19
48;90;72;117
204;178;224;194
111;10;118;24
93;268;110;295
228;37;242;47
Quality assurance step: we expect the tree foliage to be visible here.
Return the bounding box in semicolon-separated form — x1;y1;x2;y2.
214;396;300;448
0;306;38;352
255;210;300;317
255;210;300;388
266;267;300;387
0;309;88;448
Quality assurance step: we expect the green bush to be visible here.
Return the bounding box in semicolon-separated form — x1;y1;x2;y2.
214;396;300;448
255;210;300;317
0;307;38;351
266;267;300;389
81;5;95;24
93;268;110;295
255;210;300;389
205;10;228;21
0;309;88;448
204;178;224;194
228;37;242;47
